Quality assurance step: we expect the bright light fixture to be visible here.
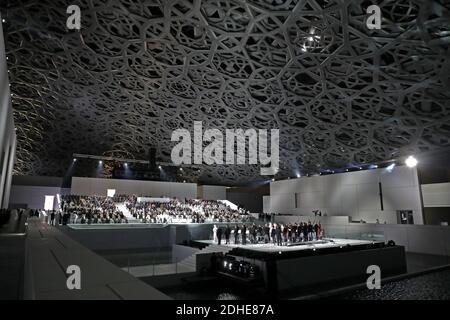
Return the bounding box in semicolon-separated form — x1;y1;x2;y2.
405;155;418;168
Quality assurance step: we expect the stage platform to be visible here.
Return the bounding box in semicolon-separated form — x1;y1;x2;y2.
194;239;406;293
195;238;382;254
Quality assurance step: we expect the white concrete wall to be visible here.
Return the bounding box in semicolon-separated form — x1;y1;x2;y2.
9;185;62;209
199;185;226;200
422;183;450;207
263;195;270;213
270;166;423;224
71;177;197;199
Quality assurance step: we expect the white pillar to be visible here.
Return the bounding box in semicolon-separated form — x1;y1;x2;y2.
0;12;10;156
0;131;11;208
2;131;16;208
0;12;14;209
412;166;424;225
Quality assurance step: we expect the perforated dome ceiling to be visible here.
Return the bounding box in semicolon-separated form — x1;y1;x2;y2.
3;0;450;184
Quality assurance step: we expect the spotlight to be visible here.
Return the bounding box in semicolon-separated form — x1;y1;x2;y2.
98;160;103;165
183;180;186;183
405;155;418;168
158;165;162;169
73;158;77;162
2;19;6;23
386;163;396;172
296;173;300;178
359;167;363;170
179;168;183;171
271;178;275;182
124;163;128;167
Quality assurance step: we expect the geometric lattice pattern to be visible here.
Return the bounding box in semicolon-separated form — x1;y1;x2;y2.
3;0;450;184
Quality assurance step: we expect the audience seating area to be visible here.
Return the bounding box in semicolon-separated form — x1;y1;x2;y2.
57;195;250;225
60;195;127;224
126;197;249;223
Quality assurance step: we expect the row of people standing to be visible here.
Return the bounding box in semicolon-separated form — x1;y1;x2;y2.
269;222;323;245
213;221;323;246
213;224;249;245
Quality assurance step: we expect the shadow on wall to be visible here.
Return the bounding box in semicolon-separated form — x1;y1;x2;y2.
226;184;269;213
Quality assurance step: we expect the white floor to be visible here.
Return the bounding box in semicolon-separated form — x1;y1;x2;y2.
197;238;379;253
26;218;171;300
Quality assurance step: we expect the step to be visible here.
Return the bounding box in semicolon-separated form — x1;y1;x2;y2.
178;258;196;265
178;261;196;269
203;246;233;252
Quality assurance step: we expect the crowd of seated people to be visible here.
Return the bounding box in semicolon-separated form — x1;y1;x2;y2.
124;197;250;224
258;212;274;222
60;195;128;224
58;195;250;225
187;199;249;222
126;199;202;223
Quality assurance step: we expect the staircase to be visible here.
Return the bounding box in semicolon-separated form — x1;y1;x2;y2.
176;244;234;270
218;200;239;211
123;243;234;277
115;203;140;223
